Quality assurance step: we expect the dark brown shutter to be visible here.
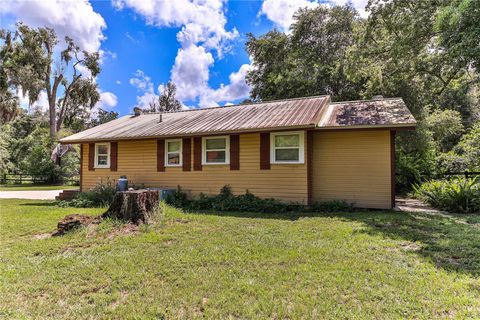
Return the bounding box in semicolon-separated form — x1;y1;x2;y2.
230;134;240;170
110;142;118;171
88;143;95;171
157;139;165;172
260;132;270;170
182;138;191;171
193;137;202;171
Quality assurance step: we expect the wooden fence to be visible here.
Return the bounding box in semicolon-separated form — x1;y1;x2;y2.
0;173;79;185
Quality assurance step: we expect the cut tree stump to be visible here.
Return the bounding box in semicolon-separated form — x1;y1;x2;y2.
102;189;161;224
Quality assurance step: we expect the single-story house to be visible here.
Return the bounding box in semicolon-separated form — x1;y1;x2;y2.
60;95;416;209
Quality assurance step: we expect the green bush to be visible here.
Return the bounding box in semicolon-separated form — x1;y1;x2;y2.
60;178;117;208
310;199;354;212
414;177;480;213
166;185;353;213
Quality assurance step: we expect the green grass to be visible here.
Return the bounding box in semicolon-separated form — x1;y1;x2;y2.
0;184;79;191
1;199;480;319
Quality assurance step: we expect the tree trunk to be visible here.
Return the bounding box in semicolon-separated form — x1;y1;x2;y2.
49;98;56;139
102;190;161;224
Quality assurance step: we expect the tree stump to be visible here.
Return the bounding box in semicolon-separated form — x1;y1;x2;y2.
102;190;161;224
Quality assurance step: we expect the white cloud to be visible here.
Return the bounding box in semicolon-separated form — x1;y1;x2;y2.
95;91;118;110
113;0;237;55
197;64;252;107
129;70;154;92
260;0;319;31
116;80;122;85
129;69;159;109
1;0;106;52
114;0;250;108
260;0;369;31
171;44;214;102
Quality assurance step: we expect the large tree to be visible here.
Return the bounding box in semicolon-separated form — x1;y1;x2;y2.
147;80;182;112
0;23;101;139
246;5;362;102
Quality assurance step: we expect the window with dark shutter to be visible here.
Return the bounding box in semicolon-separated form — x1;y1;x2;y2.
182;138;191;171
157;139;165;172
111;142;118;171
193;137;202;171
260;132;270;170
230;134;240;170
88;143;95;171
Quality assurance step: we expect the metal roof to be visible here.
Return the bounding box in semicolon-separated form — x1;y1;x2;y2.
316;98;416;129
60;96;416;143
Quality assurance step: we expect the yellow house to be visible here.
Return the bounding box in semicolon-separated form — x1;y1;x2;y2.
60;95;416;209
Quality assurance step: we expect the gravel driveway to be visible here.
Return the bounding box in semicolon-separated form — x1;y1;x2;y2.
0;190;63;200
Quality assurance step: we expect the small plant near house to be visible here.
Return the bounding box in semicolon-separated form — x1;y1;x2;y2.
166;185;353;213
310;199;354;213
59;178;117;208
414;177;480;213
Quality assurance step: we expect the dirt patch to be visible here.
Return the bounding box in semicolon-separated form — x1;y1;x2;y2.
107;224;139;239
53;214;101;236
33;233;52;240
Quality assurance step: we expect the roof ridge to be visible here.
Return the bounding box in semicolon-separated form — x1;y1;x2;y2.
135;95;331;115
329;97;403;105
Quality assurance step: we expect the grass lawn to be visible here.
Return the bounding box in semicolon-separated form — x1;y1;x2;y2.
0;184;79;191
1;199;480;319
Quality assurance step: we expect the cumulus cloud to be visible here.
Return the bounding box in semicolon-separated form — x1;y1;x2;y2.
95;91;118;110
129;69;160;109
1;0;106;52
113;0;237;55
114;0;250;108
259;0;319;31
197;64;252;107
171;45;214;102
259;0;369;31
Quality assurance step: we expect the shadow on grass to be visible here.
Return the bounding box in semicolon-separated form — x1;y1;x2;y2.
189;209;480;277
19;202;59;207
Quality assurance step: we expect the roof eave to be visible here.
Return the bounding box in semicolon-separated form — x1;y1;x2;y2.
59;124;319;144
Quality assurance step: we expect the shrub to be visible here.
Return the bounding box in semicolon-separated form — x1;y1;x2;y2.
310;199;354;212
165;185;353;213
60;178;117;208
414;177;480;213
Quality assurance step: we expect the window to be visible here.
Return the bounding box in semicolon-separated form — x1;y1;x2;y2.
95;143;110;168
165;139;182;166
202;136;230;164
271;131;304;164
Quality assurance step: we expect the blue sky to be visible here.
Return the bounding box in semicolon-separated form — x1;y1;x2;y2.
1;0;367;116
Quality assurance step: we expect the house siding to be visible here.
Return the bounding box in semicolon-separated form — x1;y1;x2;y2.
311;130;392;209
81;132;308;203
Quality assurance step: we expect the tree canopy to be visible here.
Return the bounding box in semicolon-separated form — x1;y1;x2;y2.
147;81;182;112
0;23;101;139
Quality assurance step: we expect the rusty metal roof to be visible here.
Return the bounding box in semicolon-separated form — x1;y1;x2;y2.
317;98;416;129
60;96;416;143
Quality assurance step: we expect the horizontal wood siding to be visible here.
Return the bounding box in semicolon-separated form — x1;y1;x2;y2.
311;130;392;209
81;133;308;203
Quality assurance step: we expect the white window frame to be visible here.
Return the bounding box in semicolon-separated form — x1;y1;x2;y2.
94;142;111;168
202;135;230;165
270;131;305;164
165;139;183;167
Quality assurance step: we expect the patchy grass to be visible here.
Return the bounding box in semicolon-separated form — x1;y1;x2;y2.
0;184;79;191
1;199;480;319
